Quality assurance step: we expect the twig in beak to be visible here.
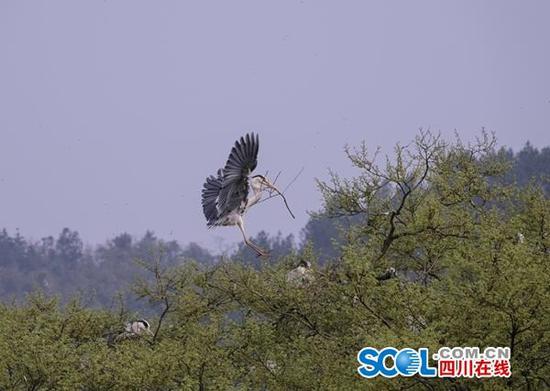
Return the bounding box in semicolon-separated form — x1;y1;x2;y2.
255;167;303;211
270;171;281;197
273;171;281;186
268;182;295;219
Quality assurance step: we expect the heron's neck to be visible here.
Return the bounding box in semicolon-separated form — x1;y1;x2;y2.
246;187;262;208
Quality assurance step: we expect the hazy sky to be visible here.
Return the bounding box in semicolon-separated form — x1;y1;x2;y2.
1;1;549;252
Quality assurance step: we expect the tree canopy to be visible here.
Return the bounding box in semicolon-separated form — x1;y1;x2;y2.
0;132;548;389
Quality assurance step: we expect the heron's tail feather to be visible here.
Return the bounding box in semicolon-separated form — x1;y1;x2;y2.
201;169;224;224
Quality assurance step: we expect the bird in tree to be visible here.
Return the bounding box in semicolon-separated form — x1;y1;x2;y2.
124;319;153;336
286;260;314;287
376;267;397;281
201;133;294;257
108;319;153;345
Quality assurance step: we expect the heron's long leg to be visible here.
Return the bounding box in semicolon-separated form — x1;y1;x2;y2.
236;218;268;257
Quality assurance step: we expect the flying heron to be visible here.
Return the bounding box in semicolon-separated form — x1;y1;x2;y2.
201;133;294;257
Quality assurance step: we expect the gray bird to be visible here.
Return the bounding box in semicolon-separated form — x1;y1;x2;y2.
286;260;314;287
108;319;153;344
201;133;294;257
125;319;153;336
376;267;397;281
515;232;525;244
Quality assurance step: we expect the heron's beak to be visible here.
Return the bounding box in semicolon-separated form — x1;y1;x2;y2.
264;179;281;194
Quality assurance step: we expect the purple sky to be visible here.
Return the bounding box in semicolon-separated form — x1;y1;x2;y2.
1;1;549;252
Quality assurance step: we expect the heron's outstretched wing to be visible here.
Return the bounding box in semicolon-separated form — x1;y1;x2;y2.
201;169;223;225
218;133;259;216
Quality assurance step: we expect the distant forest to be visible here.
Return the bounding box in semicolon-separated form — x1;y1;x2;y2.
1;142;549;310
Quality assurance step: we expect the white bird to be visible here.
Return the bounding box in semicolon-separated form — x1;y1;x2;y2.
515;232;525;244
376;267;397;281
110;319;153;344
286;260;314;287
201;133;294;257
124;319;153;336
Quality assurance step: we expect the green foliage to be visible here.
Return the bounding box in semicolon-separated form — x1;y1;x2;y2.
0;131;549;389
